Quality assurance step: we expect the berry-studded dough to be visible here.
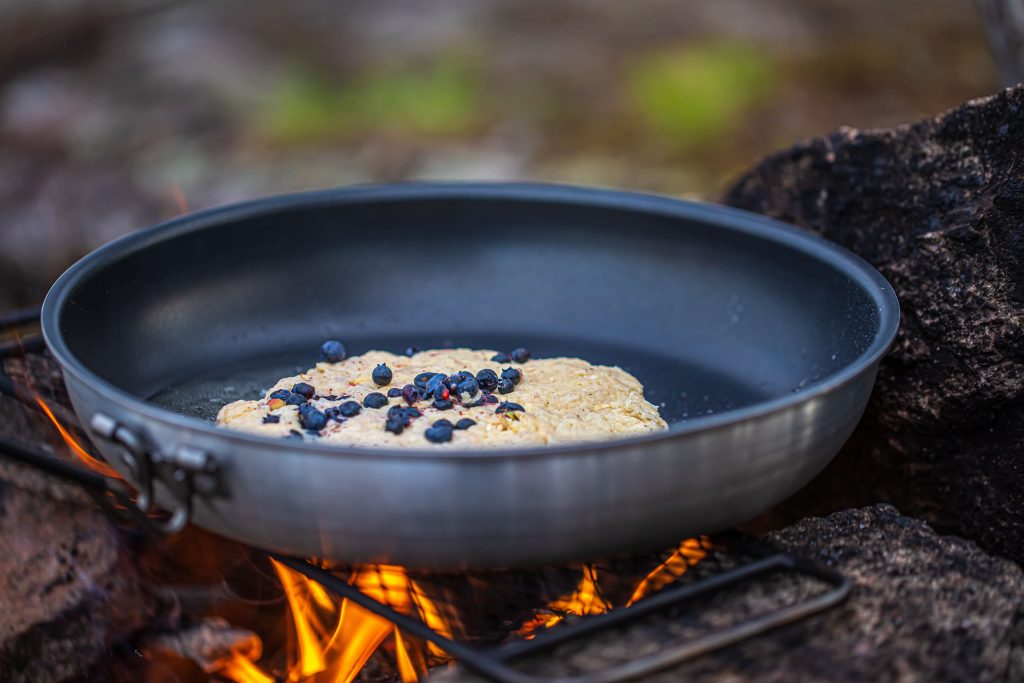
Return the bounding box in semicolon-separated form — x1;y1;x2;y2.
217;348;666;448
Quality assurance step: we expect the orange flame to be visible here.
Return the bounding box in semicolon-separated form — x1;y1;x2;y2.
218;540;712;680
219;654;275;683
517;537;711;638
626;536;711;606
516;564;611;638
218;561;452;683
33;395;122;479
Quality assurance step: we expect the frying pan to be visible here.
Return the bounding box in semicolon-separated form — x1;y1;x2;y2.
41;183;899;569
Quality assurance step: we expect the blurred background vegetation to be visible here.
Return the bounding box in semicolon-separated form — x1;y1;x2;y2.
0;0;1003;308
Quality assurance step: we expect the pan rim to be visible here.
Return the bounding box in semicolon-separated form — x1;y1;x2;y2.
42;181;900;462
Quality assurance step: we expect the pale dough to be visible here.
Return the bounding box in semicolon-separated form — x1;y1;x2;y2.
216;348;666;448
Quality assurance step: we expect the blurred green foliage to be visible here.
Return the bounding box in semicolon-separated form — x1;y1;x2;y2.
628;42;778;149
261;56;482;143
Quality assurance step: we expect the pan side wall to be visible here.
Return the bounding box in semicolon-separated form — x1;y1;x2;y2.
66;364;876;568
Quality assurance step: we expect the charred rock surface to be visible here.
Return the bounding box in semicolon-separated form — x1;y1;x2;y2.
724;85;1024;564
435;505;1024;683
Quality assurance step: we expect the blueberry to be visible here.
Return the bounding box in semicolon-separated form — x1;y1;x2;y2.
491;352;510;363
495;401;525;413
414;372;439;389
324;406;345;422
425;375;450;401
387;387;403;398
404;346;420;357
433;398;453;410
455;418;476;430
497;378;514;394
321;394;340;401
363;392;389;409
432;419;454;429
483;394;499;405
385;406;421;431
457;376;480;398
269;389;291;400
338;401;362;417
372;363;393;386
299;407;328;431
476;369;499;392
448;373;463;388
285;393;308;406
510;348;530;363
292;383;316;399
262;414;281;424
388;405;417;422
320;340;347;363
388;406;421;423
402;384;423;405
425;374;448;395
501;367;522;385
424;424;453;443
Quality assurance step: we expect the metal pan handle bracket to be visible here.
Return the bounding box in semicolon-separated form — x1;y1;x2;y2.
89;412;223;535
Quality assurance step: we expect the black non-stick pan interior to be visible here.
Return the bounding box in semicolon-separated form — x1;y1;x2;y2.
56;186;881;427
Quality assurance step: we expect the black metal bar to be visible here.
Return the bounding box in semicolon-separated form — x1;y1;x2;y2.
0;434;167;536
0;334;45;359
495;554;788;660
272;546;849;683
0;306;41;329
0;435;109;490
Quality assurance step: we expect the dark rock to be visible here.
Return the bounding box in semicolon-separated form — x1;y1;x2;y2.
0;463;157;683
433;505;1024;683
723;85;1024;564
0;358;157;682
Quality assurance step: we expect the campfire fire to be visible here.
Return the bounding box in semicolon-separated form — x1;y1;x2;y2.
215;537;711;682
217;561;454;683
516;537;711;639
